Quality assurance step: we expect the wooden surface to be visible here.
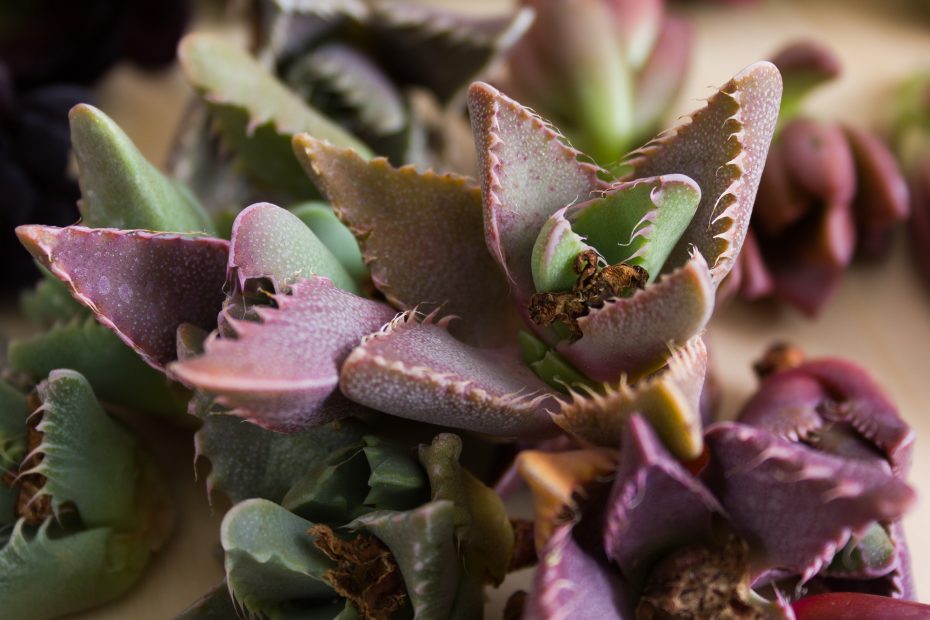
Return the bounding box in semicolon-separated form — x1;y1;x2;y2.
1;0;929;617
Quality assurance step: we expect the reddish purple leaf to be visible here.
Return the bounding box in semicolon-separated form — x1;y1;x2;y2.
628;61;782;284
170;276;395;431
793;593;930;620
16;225;228;369
340;313;560;437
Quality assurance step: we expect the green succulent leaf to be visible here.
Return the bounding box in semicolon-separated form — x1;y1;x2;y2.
282;445;372;524
196;414;365;505
350;500;461;620
8;316;191;422
825;522;896;578
530;208;594;293
0;380;26;471
230;202;358;294
175;581;239;620
418;434;514;585
222;498;336;616
19;267;87;328
0;521;151;620
70;104;215;234
179;33;372;199
30;370;138;528
362;438;430;511
290;202;368;285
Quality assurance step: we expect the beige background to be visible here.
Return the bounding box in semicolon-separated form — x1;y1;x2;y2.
0;0;928;616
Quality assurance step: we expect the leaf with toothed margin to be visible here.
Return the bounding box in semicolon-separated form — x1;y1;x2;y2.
532;175;701;293
603;415;723;587
367;3;535;104
27;370;138;529
16;225;229;370
418;433;514;585
294;135;515;345
627;61;782;284
468;81;608;302
557;251;714;382
178;33;372;199
340;313;560;437
69;104;215;234
290;202;368;285
229;202;357;294
195;413;365;505
350;500;461;620
519;331;594;393
8;316;191;423
0;380;27;472
516;449;617;551
555;336;707;459
524;522;635;620
221;499;336;617
170;276;395;432
704;423;915;582
0;521;152;620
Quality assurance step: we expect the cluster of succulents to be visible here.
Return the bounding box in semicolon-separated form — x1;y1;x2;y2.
2;1;930;619
725;41;911;316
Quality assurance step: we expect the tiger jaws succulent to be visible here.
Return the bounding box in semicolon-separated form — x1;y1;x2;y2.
18;61;778;455
514;346;922;619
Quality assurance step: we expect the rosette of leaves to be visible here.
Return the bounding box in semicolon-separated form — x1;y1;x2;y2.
725;41;911;315
890;71;930;293
168;1;531;216
0;370;173;620
16;62;781;464
511;346;920;619
178;432;515;620
505;0;693;167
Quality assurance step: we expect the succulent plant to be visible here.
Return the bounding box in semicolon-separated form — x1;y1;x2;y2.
178;431;517;619
513;345;920;619
891;71;930;293
725;41;911;315
0;370;173;620
505;0;692;167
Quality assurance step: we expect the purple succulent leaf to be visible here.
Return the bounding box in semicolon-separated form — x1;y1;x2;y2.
524;522;635;620
632;16;693;132
170;276;396;432
769;40;841;122
293;135;517;345
468;81;608;304
627;61;782;285
781;120;856;206
556;250;714;382
753;145;810;237
704;423;915;583
737;371;828;442
339;312;560;438
909;154;930;290
16;225;228;369
604;415;724;587
732;229;776;300
798;360;914;476
553;336;707;459
843;126;911;258
229;202;358;294
890;520;916;599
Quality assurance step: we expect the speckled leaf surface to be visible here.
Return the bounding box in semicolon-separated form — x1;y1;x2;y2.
351;501;460;620
603;415;723;586
195;414;365;504
221;499;335;616
704;423;915;581
17;225;229;369
178;33;371;198
340;313;560;437
554;336;707;459
8;316;190;421
524;523;634;620
0;521;151;620
468;82;607;301
628;62;782;284
70;104;214;234
229;202;357;293
557;251;714;381
291;202;368;285
171;277;395;432
295;135;514;344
